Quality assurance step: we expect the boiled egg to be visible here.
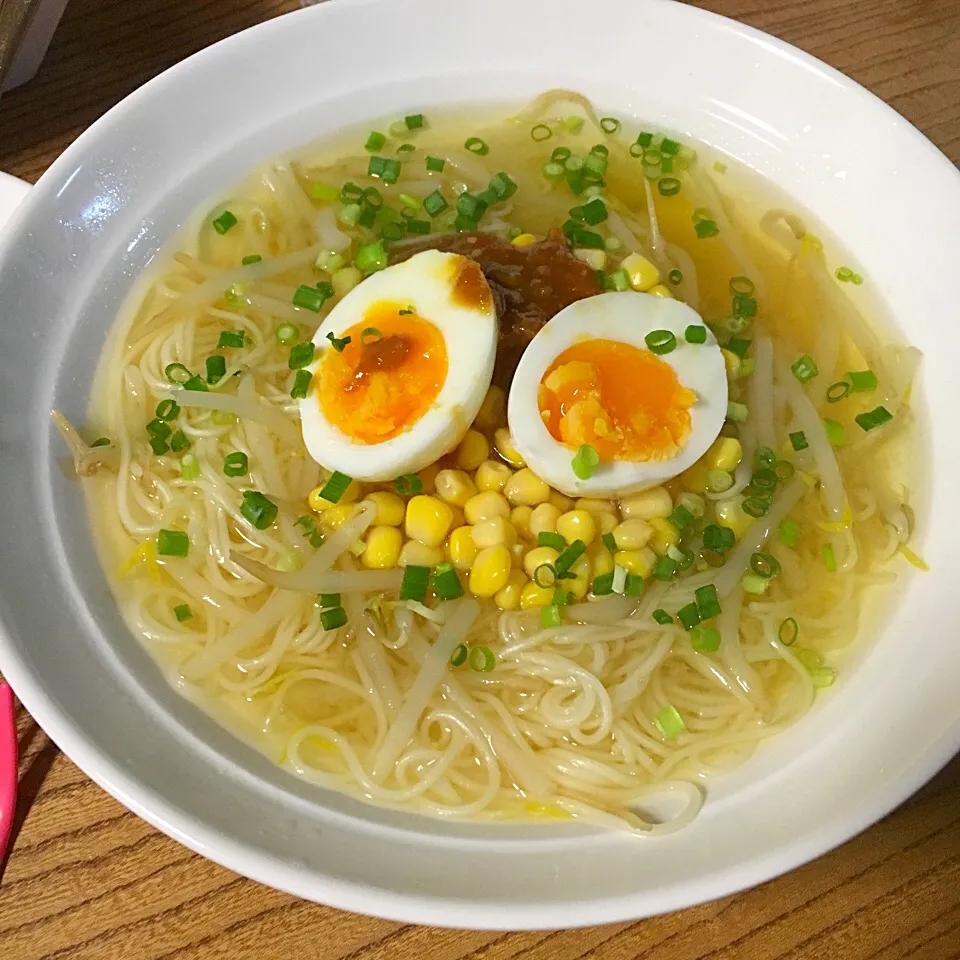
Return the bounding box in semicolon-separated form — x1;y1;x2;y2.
507;291;727;497
298;250;497;481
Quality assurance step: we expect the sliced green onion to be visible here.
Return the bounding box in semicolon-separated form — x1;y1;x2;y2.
206;355;226;384
173;603;192;622
425;156;446;173
823;418;846;447
395;474;423;497
707;469;733;493
432;563;464;601
155;399;180;421
169;430;189;453
325;332;351;352
182;375;208;392
241;254;262;265
822;542;837;572
846;369;878;392
779;518;800;548
778;617;799;646
543;160;565;179
685;325;707;344
727;337;752;358
571;443;600;480
318;592;341;608
690;625;721;652
450;643;468;667
741;573;769;595
223;451;248;477
624;572;644;597
395;143;416;156
365;131;386;152
741;497;769;518
658;177;681;197
405;218;430;235
212;211;237;234
676;602;701;631
488;172;517;200
296;516;323;546
750;552;780;579
356;240;388;275
423;190;448;217
645;330;677;355
319;470;352;504
533;563;558;589
360;327;382;345
835;266;862;284
694;219;719;239
288;342;315;370
320;606;348;631
469;645;496;672
180;453;200;480
652;609;674;625
791;354;819;384
599;116;621;134
554;540;586;575
668;505;693;530
592;572;614;596
341;182;364;204
218;330;245;349
694;583;722;620
725;401;748;423
537;531;567;551
751;467;777;491
157;529;189;557
91;437;111;447
293;284;330;312
404;113;424;130
653;556;676;581
702;524;735;553
601;532;618;553
668;269;683;285
541;604;562;628
571;198;608;225
531;124;552;141
810;666;836;688
855;406;893;432
465;137;489;155
240;490;278;529
654;704;685;739
275;323;298;345
290;369;313;400
789;431;809;452
399;564;430;602
165;362;192;384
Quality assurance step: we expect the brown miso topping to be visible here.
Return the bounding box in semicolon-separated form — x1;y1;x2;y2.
451;255;491;312
354;332;410;380
392;230;600;387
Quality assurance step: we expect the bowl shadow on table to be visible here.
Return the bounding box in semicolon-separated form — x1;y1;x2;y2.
0;0;303;180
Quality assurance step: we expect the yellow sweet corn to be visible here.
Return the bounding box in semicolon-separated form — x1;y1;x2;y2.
519;580;553;608
614;547;657;577
523;545;560;579
620;252;660;292
417;461;441;494
365;491;405;527
434;468;478;507
556;509;597;546
511;233;537;247
505;468;551;506
529;502;562;538
589;543;615;578
361;526;403;569
447;526;478;571
471;517;518;549
464;491;510;525
510;505;534;539
399;540;444;567
619;487;673;520
680;459;711;493
648;516;679;555
548;490;576;513
575;497;617;516
706;436;743;473
715;495;754;539
404;495;454;547
647;283;673;298
494;570;528;610
566;554;592;599
494;428;526;467
469;544;512;597
612;518;654;550
475;459;512;492
455;429;490;471
320;504;356;531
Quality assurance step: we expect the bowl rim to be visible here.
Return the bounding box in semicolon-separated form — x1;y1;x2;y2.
1;0;959;930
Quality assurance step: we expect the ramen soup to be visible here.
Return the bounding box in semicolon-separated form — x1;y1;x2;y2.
57;92;924;833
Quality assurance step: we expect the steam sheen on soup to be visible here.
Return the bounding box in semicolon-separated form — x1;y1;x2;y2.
58;92;924;833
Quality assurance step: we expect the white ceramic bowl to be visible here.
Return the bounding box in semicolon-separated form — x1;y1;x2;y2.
0;0;958;930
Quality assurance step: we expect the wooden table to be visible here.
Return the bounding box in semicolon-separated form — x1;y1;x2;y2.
1;0;959;956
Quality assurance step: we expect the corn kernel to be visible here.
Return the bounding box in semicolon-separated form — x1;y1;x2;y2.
471;516;518;549
595;512;618;536
455;429;490;472
417;461;441;494
589;543;615;578
361;525;403;569
308;486;335;512
511;232;537;247
615;547;657;577
613;518;654;550
716;495;755;539
649;516;680;555
647;283;673;298
620;252;660;292
548;490;575;512
494;428;526;467
399;540;444;567
576;497;617;517
721;348;741;379
434;468;478;507
707;437;743;473
574;248;607;270
404;495;454;547
332;266;361;298
320;504;355;530
505;468;551;506
446;526;478;571
447;503;465;530
464;491;510;525
475;459;512;492
556;509;597;546
510;505;533;539
680;459;711;493
519;580;553;608
510;541;526;566
469;544;512;597
474;385;507;430
523;545;560;579
619;487;673;520
529;502;562;538
566;554;592;599
365;491;405;527
494;570;527;610
339;479;364;504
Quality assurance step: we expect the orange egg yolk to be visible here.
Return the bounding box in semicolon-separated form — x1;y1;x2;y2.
538;338;696;462
317;303;448;444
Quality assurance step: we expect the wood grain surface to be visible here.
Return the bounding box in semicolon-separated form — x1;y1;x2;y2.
1;0;959;956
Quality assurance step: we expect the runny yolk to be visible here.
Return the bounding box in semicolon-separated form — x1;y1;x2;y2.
538;338;696;462
317;303;448;444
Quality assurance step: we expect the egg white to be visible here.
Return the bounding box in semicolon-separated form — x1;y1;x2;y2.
298;250;497;481
507;291;728;497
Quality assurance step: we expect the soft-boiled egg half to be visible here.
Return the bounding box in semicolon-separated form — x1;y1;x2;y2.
298;250;497;480
507;291;728;497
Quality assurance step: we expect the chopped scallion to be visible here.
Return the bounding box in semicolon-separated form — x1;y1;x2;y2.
275;323;298;345
654;704;685;739
290;369;313;400
823;418;846;447
789;431;809;452
847;369;878;392
791;354;819;384
450;643;468;667
690;625;721;652
288;342;315;369
395;474;423;497
778;617;799;646
206;355;226;384
644;330;677;355
223;451;248;477
601;532;618;553
218;330;245;349
779;517;800;547
157;529;189;557
240;490;278;530
822;542;837;572
400;564;430;602
212;211;237;234
320;606;348;631
571;443;600;480
325;332;351;352
319;470;352;504
855;406;893;432
432;563;464;601
685;324;707;344
173;603;192;622
541;604;562;628
537;531;567;551
652;609;674;625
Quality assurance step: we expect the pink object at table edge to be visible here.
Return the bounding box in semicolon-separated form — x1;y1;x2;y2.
0;680;15;861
